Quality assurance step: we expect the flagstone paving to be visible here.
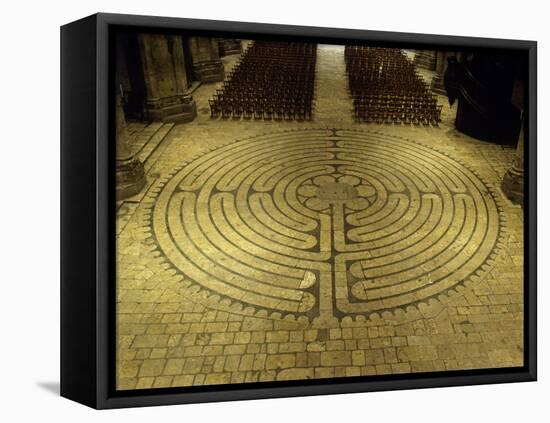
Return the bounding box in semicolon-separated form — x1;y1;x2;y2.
115;44;523;390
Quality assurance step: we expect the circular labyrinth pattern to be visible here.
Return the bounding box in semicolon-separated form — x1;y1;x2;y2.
149;128;504;324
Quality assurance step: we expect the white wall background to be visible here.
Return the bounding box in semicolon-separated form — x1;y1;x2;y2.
0;0;546;420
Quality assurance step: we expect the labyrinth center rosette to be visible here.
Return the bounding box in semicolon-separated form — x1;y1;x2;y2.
150;129;502;321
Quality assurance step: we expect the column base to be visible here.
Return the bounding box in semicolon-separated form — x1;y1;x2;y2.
193;60;225;83
145;94;197;123
502;166;524;205
116;157;146;200
218;39;242;56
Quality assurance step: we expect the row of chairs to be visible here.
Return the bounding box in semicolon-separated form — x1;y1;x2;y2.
345;46;442;125
209;41;316;121
353;96;443;125
208;100;313;121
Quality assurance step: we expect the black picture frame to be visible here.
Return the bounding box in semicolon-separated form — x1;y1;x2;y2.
60;12;537;409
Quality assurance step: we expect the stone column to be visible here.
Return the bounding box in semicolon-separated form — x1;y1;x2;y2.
138;33;197;123
116;95;146;200
431;51;449;94
218;39;242;56
502;121;525;204
414;50;437;70
189;37;225;82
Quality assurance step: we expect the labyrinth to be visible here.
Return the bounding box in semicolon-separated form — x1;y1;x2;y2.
149;128;503;324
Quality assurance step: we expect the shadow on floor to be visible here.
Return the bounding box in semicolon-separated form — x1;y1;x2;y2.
36;381;60;396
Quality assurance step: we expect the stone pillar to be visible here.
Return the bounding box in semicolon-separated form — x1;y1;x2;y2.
189;37;225;82
116;95;146;200
218;39;242;56
414;50;437;71
431;51;449;95
138;33;197;123
502;121;525;204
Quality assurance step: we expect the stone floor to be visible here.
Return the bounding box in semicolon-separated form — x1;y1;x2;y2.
115;44;524;390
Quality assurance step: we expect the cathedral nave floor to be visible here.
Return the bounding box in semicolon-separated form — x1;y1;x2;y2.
115;44;523;390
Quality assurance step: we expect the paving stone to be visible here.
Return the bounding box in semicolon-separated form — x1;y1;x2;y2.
321;351;352;366
163;358;185;375
205;373;231;385
276;368;314;380
266;354;296;370
139;359;166;377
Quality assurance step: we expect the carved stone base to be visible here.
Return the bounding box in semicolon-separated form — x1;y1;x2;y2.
502;166;524;204
193;60;225;83
219;39;242;56
116;157;146;200
145;94;197;123
415;51;437;71
430;74;446;95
